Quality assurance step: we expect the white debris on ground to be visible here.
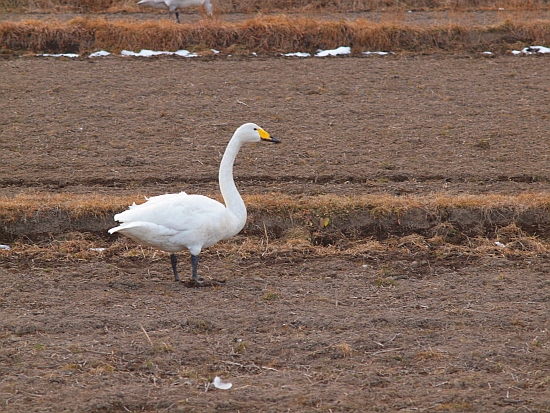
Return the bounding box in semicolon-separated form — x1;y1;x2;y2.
284;52;311;57
0;244;11;250
37;46;398;58
36;45;550;59
89;50;111;57
121;49;199;57
512;46;550;55
315;46;351;57
37;53;79;58
212;376;232;390
363;51;392;56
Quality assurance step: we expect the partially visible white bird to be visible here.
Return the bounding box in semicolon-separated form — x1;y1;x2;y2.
109;123;280;284
137;0;213;22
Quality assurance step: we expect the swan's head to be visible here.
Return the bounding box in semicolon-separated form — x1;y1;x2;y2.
235;123;281;144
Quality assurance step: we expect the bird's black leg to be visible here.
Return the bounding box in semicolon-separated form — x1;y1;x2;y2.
175;11;180;23
170;254;181;282
191;255;201;283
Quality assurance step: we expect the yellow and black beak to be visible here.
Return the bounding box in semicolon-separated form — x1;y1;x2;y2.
259;128;281;143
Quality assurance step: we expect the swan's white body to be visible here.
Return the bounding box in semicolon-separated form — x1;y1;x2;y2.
110;192;242;256
137;0;213;20
109;123;280;282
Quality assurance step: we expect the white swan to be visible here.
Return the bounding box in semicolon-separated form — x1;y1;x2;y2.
137;0;213;22
109;123;280;283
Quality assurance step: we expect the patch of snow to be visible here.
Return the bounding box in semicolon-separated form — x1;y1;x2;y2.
90;248;106;252
512;46;550;55
173;50;198;57
121;49;198;57
363;51;391;56
121;49;171;57
211;49;220;54
0;244;11;250
495;242;506;248
482;51;493;55
284;52;311;57
89;50;110;57
315;46;351;57
122;49;156;57
37;53;79;58
524;46;550;54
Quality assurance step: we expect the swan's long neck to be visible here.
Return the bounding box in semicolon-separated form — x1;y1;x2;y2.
219;136;247;228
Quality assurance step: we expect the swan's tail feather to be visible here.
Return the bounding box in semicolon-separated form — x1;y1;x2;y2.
110;221;177;236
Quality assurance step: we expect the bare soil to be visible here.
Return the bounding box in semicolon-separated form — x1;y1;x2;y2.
1;48;549;412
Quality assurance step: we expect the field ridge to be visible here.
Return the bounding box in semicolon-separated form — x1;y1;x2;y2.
2;192;549;243
1;16;549;54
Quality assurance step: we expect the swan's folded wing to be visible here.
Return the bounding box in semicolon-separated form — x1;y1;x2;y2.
114;193;226;232
115;192;189;220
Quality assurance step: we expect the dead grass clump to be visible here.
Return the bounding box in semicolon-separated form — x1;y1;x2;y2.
262;288;280;301
279;227;312;250
0;192;139;223
332;342;353;358
1;233;162;264
431;192;550;211
397;234;431;252
496;223;525;243
505;236;549;253
494;223;549;252
0;19;94;53
428;222;461;243
465;235;549;256
373;277;396;287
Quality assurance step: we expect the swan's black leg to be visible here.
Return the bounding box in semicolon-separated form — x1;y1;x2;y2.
170;254;181;282
175;11;180;23
191;255;200;282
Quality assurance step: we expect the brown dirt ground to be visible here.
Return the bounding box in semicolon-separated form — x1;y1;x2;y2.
1;42;549;412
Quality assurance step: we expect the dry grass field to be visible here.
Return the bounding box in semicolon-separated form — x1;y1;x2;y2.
1;1;550;412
